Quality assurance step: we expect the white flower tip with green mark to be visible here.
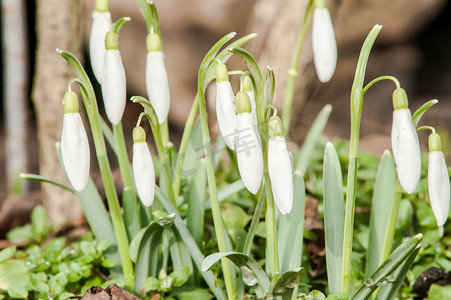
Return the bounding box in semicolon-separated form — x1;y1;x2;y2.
90;10;112;84
268;136;293;215
236;113;263;194
428;151;450;227
133;140;155;207
101;49;126;125
61;113;90;192
312;8;337;83
216;81;238;150
146;51;170;124
391;108;421;194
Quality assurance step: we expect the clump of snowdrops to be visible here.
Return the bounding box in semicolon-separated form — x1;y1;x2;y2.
16;0;450;299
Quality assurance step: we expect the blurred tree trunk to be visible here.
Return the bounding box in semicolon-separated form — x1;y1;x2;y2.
32;0;83;224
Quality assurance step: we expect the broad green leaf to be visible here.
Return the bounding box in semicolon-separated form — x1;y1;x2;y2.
365;150;396;279
221;203;251;229
80;241;96;257
202;252;270;293
0;247;16;263
145;276;160;291
173;285;213;300
134;214;175;290
322;142;344;294
278;171;306;273
428;284;451;300
352;234;422;300
272;268;303;297
171;265;190;287
156;187;226;300
295;104;332;174
168;230;194;285
0;260;29;290
7;284;27;299
375;246;420;300
122;187;141;241
187;159;207;248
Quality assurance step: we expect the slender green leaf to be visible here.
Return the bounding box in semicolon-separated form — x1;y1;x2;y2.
352;234;422;300
123;187;141;241
412;99;439;127
278;171;306;273
180;118;203;179
202;252;270;293
365;150;396;278
155;187;226;300
375;246;420;300
99;117;118;156
261;67;275;119
20;173;74;193
295;104;332;173
227;47;262;83
242;189;265;255
187;159;207;247
169;230;194;285
134;214;175;290
323;142;345;294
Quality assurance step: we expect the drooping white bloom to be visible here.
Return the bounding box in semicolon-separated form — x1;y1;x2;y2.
268;134;293;215
61;91;90;192
132;126;155;207
146;34;170;124
312;7;337;83
89;10;112;84
216;83;238;150
101;48;126;125
428;151;450;226
235;92;263;194
427;133;450;227
242;75;258;124
391;108;421;194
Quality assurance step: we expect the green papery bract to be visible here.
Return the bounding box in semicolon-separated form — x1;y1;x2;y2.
101;49;126;125
268;136;293;215
236;113;263;194
61;113;90;192
89;10;111;84
391;108;421;194
146;50;170;124
428;151;450;226
312;8;337;83
133;141;155;207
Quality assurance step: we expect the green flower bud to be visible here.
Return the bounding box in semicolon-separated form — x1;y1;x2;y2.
105;31;118;50
147;33;162;52
215;63;229;82
235;91;252;114
62;91;79;114
268;116;284;138
242;75;253;92
392;88;409;110
429;133;442;152
133;126;146;143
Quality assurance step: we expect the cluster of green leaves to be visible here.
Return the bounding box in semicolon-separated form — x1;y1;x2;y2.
0;206;115;299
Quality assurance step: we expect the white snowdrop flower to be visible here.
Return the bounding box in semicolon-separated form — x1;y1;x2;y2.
268;116;293;215
391;88;421;194
312;6;337;83
427;133;450;227
235;92;263;194
101;31;126;125
61;91;90;192
241;75;258;124
89;10;111;84
146;33;170;124
132;126;155;207
216;62;238;150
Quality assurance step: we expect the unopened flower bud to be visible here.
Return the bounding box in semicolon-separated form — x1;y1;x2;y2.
132;126;155;207
89;10;112;83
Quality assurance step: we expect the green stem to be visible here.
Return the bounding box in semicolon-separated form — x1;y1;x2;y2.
264;173;279;277
161;118;170;147
173;94;200;197
362;75;400;95
95;0;109;12
341;25;382;297
282;0;314;135
113;123;134;190
379;182;402;264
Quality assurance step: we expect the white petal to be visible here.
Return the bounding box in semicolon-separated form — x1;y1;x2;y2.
246;90;258;124
101;50;126;125
391;109;421;194
428;151;450;226
133;142;156;207
268;136;293;215
89;11;112;84
61;113;90;191
312;8;337;83
146;51;170;124
236;113;263;194
216;81;238;150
